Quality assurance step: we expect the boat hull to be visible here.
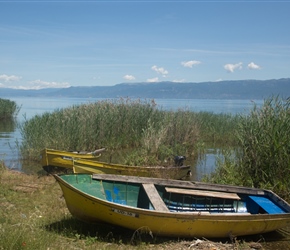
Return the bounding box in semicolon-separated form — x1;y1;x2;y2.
41;148;102;168
42;148;191;179
72;158;190;179
54;174;290;238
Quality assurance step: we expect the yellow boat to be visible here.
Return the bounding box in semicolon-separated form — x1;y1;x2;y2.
41;148;191;179
54;173;290;238
41;148;105;168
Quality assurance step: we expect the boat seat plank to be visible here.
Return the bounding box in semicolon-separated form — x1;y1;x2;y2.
165;187;241;200
248;196;286;214
142;184;169;212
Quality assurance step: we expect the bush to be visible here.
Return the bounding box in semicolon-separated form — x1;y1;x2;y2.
0;98;20;120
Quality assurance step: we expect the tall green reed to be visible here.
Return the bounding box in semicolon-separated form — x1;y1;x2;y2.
0;98;21;120
19;98;242;166
236;96;290;192
205;96;290;200
196;111;241;146
19;98;201;166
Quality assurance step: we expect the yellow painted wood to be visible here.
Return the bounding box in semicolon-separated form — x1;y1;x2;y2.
41;148;101;168
54;174;290;238
41;148;190;179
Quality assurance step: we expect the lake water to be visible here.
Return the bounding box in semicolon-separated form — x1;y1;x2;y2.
0;97;263;177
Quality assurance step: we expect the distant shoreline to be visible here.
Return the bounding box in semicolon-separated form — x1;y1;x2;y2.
1;78;289;100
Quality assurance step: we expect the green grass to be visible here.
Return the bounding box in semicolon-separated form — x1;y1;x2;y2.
0;165;228;249
0;164;271;250
0;164;151;249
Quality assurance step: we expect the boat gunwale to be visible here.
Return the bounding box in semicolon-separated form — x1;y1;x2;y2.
73;158;190;170
41;148;100;157
92;174;265;195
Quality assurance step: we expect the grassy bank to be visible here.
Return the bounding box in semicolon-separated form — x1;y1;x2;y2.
0;163;161;249
0;164;264;250
0;98;20;120
19;98;238;166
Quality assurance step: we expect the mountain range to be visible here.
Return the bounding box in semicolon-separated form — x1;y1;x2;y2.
1;78;290;99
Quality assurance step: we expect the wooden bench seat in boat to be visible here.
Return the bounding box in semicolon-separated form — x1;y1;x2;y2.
142;183;169;212
248;196;286;214
165;187;241;200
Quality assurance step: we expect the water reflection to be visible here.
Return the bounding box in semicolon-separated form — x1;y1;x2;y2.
0;118;16;132
0;118;21;171
192;148;222;181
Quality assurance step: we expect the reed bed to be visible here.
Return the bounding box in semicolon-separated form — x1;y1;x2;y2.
0;98;20;120
236;96;290;196
194;111;241;145
19;98;239;166
205;96;290;200
20;98;215;166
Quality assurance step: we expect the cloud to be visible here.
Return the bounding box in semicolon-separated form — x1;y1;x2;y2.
181;60;201;68
123;74;135;81
0;74;22;82
26;79;70;90
247;62;261;70
224;62;243;73
172;79;185;83
151;65;168;76
147;77;159;83
0;78;70;89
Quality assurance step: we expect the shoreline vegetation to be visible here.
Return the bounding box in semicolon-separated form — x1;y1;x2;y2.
19;98;239;165
0;98;20;120
1;96;290;249
18;96;290;200
204;96;290;201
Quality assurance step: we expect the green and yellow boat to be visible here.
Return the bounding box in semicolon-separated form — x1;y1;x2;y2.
54;173;290;238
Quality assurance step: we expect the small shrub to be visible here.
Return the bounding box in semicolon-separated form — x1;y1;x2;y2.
0;98;21;120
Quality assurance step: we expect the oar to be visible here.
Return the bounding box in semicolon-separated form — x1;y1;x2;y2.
92;148;106;156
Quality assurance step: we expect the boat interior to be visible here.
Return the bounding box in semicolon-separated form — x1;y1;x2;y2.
61;174;288;215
